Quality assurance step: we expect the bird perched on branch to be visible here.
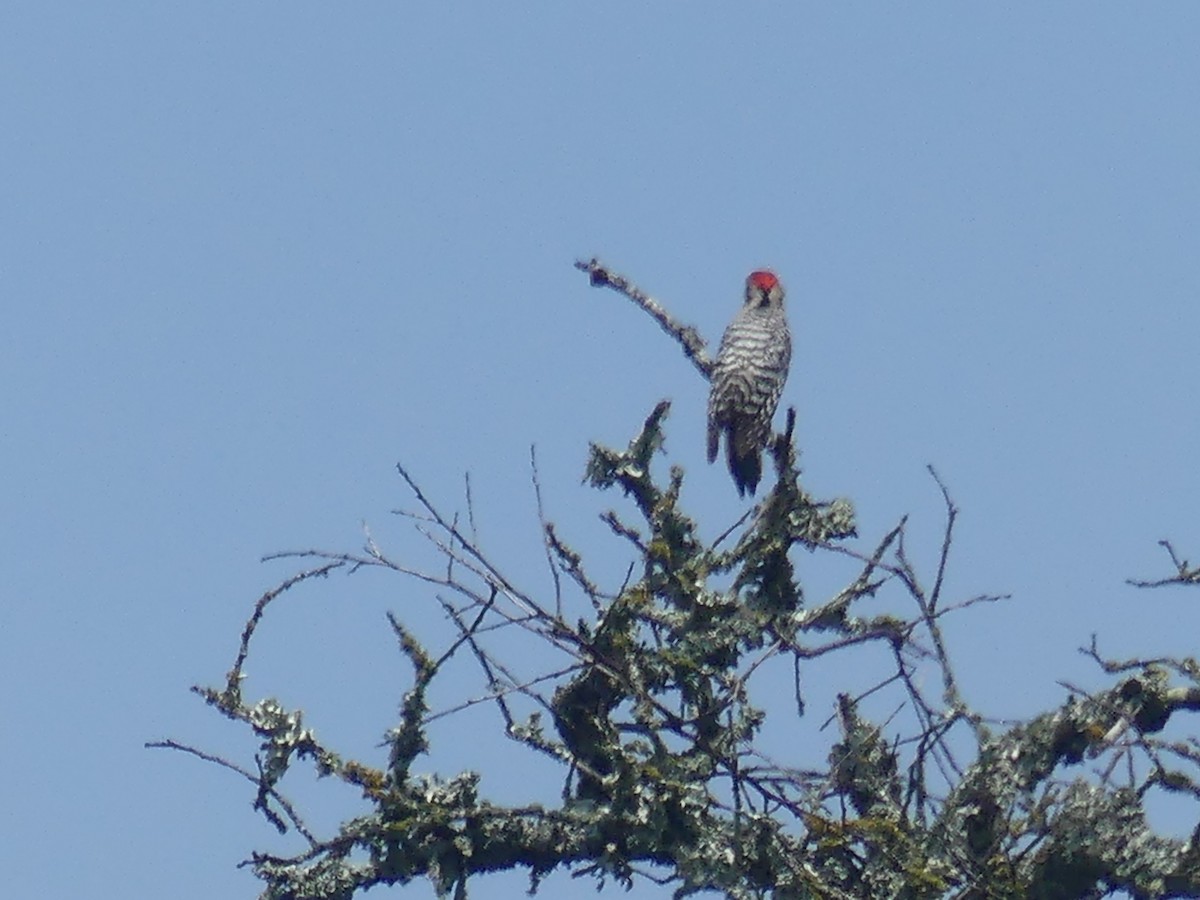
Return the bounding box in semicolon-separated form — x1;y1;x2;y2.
706;270;792;496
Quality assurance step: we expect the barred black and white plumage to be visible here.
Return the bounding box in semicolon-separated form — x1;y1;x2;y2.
706;270;792;496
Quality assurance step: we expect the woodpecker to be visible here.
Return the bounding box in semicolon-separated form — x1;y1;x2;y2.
706;270;792;496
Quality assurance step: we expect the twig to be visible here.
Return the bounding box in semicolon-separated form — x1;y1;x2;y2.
574;257;713;378
600;510;647;554
146;739;317;843
529;445;564;617
712;505;757;551
225;561;345;698
465;472;478;543
926;465;956;615
1128;540;1200;588
423;665;579;724
545;522;604;610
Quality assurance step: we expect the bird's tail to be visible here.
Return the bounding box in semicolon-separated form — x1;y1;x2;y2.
726;442;761;497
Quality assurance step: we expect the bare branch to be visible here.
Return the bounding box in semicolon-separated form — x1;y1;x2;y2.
574;257;712;378
529;445;564;617
223;561;345;701
926;464;956;615
1128;539;1200;588
146;739;317;843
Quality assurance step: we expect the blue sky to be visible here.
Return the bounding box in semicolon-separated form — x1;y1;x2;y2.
4;5;1200;897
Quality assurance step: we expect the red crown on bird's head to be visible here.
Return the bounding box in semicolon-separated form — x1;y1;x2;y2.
747;270;779;292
